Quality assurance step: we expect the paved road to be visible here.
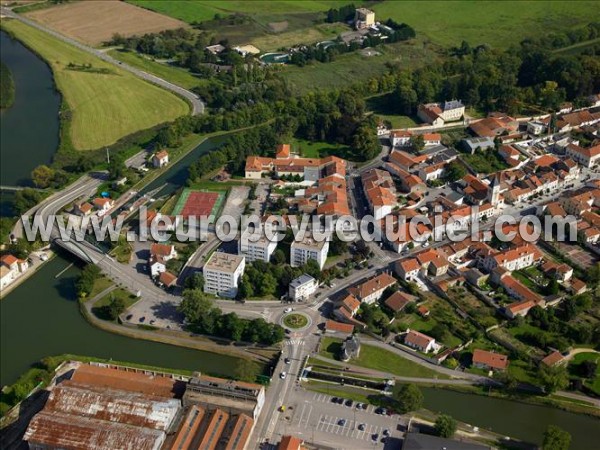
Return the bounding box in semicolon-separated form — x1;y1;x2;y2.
1;7;205;115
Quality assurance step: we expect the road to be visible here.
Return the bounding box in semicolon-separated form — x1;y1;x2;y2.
1;7;205;115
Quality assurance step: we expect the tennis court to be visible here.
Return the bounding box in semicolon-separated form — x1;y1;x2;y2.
172;188;225;221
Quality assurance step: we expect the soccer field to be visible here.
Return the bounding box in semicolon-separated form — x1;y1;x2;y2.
2;19;189;151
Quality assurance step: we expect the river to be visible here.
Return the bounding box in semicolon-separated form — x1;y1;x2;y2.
422;387;599;450
0;31;60;187
0;254;240;386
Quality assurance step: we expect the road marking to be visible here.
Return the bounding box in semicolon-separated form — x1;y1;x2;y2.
286;339;304;346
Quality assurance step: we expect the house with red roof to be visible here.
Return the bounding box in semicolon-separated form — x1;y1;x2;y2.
404;330;439;353
152;150;169;168
472;349;508;371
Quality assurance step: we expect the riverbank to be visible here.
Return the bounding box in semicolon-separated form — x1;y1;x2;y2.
81;284;278;364
0;249;54;300
0;61;15;109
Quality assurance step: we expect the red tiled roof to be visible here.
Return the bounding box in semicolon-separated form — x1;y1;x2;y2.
278;435;304;450
384;291;416;312
541;351;564;367
325;320;355;334
472;349;508;370
1;254;19;266
159;271;177;287
405;330;434;349
276;144;291;159
150;243;174;258
348;273;397;300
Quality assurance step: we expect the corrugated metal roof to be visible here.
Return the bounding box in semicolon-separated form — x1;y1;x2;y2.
47;381;180;431
24;411;165;450
71;364;181;398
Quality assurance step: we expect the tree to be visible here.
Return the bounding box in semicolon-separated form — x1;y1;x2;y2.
234;358;260;382
259;272;277;296
410;135;425;153
538;364;569;393
108;152;126;180
105;295;126;320
543;425;571;450
444;161;467;182
13;189;44;215
545;278;559;295
237;276;254;300
31;165;55;188
434;414;457;438
393;383;423;413
179;289;215;324
75;264;101;298
221;312;246;341
271;249;286;265
184;272;205;290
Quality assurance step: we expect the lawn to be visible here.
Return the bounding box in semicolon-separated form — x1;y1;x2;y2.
281;38;436;94
289;138;353;159
569;352;600;396
108;49;209;90
91;288;139;320
461;151;509;174
320;337;446;379
283;313;308;329
2;19;189;151
371;1;598;48
250;22;347;52
366;92;419;129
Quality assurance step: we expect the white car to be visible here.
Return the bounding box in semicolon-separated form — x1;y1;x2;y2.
280;372;287;379
284;307;293;313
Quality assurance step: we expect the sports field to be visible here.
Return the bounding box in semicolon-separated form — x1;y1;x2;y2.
2;19;189;151
172;188;225;221
26;1;188;46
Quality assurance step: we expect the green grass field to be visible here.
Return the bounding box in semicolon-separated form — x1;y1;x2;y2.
108;49;209;90
281;38;436;93
129;0;346;23
320;337;446;379
569;352;600;395
2;20;189;151
371;1;598;48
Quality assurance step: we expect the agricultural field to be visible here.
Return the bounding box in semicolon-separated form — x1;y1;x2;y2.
371;1;598;48
2;19;189;151
25;1;188;46
129;1;347;24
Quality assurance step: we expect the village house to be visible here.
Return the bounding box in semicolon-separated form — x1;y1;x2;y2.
384;290;417;313
564;143;600;168
482;243;541;272
92;197;114;214
472;349;508;371
150;243;177;261
348;273;397;304
468;114;518;138
462;136;495;154
361;169;397;220
396;258;421;282
354;7;375;29
158;271;178;289
333;293;362;324
148;255;166;278
541;351;566;367
325;320;355;335
152;150;169;168
404;330;439;353
0;254;29;289
74;202;93;217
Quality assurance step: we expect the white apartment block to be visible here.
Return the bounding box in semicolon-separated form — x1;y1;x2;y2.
482;245;537;272
289;274;318;301
203;252;246;298
290;235;329;270
238;234;278;263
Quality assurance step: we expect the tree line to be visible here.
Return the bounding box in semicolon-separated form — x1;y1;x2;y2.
178;288;285;345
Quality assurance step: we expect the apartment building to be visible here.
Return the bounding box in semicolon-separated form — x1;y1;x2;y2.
203;253;246;298
288;274;318;302
482;244;541;272
290;234;329;270
238;233;277;263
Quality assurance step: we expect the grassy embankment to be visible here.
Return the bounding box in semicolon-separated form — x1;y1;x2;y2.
1;19;189;151
0;61;15;109
320;336;446;379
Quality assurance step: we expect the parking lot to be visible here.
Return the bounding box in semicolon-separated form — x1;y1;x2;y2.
277;389;405;449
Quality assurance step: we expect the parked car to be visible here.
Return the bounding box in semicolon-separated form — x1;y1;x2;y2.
331;397;339;403
279;372;287;379
284;307;293;313
372;433;379;442
344;399;353;407
358;423;366;431
338;419;346;426
284;358;291;364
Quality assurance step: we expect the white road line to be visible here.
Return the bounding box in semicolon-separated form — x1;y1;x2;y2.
303;404;313;429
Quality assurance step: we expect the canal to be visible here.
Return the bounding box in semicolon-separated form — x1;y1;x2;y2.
0;30;60;187
0;254;241;386
422;387;600;450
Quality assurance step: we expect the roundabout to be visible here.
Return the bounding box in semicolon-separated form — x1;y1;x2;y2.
281;312;311;331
